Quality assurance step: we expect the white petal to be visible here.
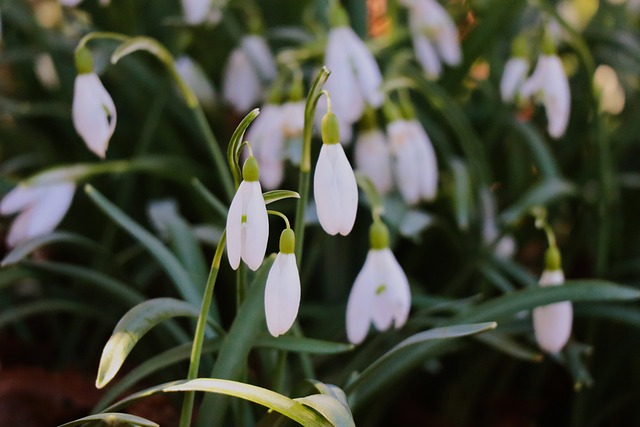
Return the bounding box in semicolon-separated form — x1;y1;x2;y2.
539;269;565;286
242;181;268;271
182;0;211;24
225;184;245;270
72;73;116;158
313;145;344;235
175;55;216;107
281;101;305;138
333;145;359;236
6;183;75;247
247;104;285;190
222;47;263;113
500;57;529;103
412;33;442;79
264;253;301;336
533;301;573;353
409;121;438;201
0;185;43;215
355;129;393;195
542;55;571;138
520;54;547;99
380;248;412;328
324;28;365;125
346;251;377;344
341;27;384;107
242;35;277;82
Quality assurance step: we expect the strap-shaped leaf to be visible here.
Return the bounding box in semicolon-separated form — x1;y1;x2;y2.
96;298;200;389
295;394;355;427
105;379;332;427
499;178;575;225
227;109;260;188
2;231;104;267
58;412;158;427
263;190;301;205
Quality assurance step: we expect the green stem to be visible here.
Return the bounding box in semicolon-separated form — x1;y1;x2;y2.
179;230;227;427
192;105;236;203
76;31;130;53
293;66;331;264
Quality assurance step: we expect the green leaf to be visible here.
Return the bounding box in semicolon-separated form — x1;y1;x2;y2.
85;185;200;306
508;119;560;179
455;280;640;323
191;177;228;220
0;299;107;330
255;335;354;354
295;394;355;427
1;231;105;267
475;332;543;362
94;338;224;411
227;108;260;188
197;255;274;427
574;303;640;328
57;412;158;427
96;298;200;389
106;379;332;427
450;158;472;230
500;178;576;225
263;189;301;205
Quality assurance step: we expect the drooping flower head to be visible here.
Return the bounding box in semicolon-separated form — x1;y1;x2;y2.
314;111;359;236
1;181;76;247
72;47;117;159
346;221;411;344
175;55;216;108
532;246;573;353
181;0;223;26
222;35;276;113
400;0;462;79
226;155;269;271
387;116;438;205
500;36;530;104
520;38;571;139
324;3;383;140
355;128;393;196
265;228;301;337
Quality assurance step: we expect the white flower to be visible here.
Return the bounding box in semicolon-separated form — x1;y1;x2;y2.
500;57;529;103
264;229;300;337
533;269;573;353
181;0;222;25
520;54;571;139
387;119;438;205
355;128;393;195
280;100;305;138
175;55;216;108
401;0;461;79
246;104;285;190
226;158;269;270
314;143;358;236
346;247;411;344
324;26;383;132
72;72;116;158
34;53;60;91
1;182;75;247
480;188;516;258
222;35;276;113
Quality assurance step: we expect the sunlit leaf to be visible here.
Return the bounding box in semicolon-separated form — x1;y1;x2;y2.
57;412;158;427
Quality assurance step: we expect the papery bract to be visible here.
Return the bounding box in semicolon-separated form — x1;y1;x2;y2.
313;144;358;236
72;72;116;159
226;179;268;271
533;269;573;353
346;248;411;344
520;54;571;139
0;182;76;247
355;129;393;195
387;119;438;205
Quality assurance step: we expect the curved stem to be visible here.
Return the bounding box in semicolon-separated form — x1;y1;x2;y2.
179;230;227;427
76;32;130;54
267;210;291;229
293;66;331;265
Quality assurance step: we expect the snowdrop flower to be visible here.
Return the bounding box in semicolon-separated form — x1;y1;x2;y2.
532;247;572;353
500;57;529;103
314;112;358;236
265;228;301;337
175;55;216;108
181;0;222;25
281;100;305;139
400;0;461;79
355;128;393;195
387;118;438;205
480;188;516;258
222;35;276;113
520;53;571;139
246;103;285;190
346;221;411;344
72;48;116;158
226;156;269;271
34;53;60;91
324;4;383;137
1;182;76;247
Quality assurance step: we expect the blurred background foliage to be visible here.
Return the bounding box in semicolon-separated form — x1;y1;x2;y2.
1;0;640;426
